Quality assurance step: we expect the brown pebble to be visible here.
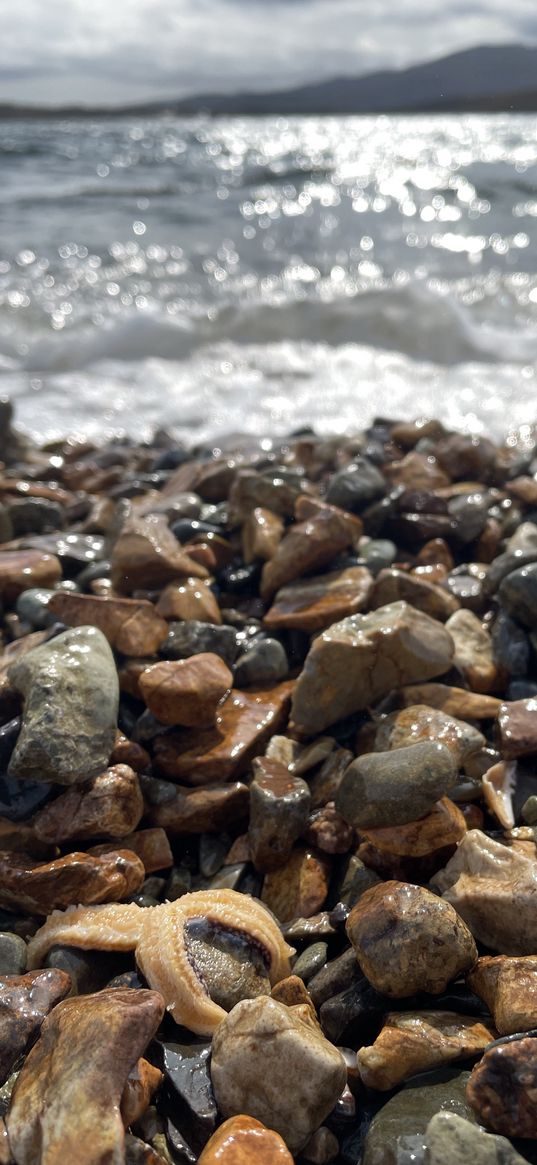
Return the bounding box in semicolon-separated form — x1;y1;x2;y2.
466;1036;537;1139
198;1115;294;1165
139;654;232;727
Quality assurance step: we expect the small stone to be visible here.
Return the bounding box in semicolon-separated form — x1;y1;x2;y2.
32;765;143;844
336;741;458;829
15;589;56;630
210;996;347;1153
467;955;537;1035
371;568;459;621
521;795;537;825
111;513;208;593
264;567;373;634
301;1127;339;1164
445;609;499;693
8;626;119;786
375;704;485;766
335;854;381;909
125;1134;169;1165
48;592;169;656
156;579;222;625
260;497;362;600
6;987;165;1165
0;934;27;976
497;698;537;759
155;1038;217;1146
293;943;328;984
326;457;386;511
308;948;361;1010
121;1058;163;1128
0;968;71;1085
139;655;232;727
498;562;537;626
161;621;239;667
399;683;502;719
436;432;497;479
148;782;249;834
234;639;288;687
0;849;144;915
358;797;466;863
305;803;354;854
229;469;303;521
0;551;61;604
309;748;353;810
262;847;331;922
198;1115;294;1165
425;1111;530;1165
357;1010;496;1091
248;758;311;872
346;880;477;997
362;1069;475;1165
466;1036;537;1139
242;507;285;564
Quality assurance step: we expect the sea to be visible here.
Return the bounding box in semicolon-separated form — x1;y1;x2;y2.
2;112;537;445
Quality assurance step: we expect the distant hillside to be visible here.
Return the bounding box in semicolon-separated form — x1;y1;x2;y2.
2;44;537;118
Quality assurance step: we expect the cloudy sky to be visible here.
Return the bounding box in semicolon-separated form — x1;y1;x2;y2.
1;0;537;106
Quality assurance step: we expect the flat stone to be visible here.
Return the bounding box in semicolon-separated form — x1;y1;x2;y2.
109;735;151;773
248;758;311;872
261;846;331;922
242;507;285;564
498;562;537;626
156;579;222;625
446;609;499;693
0;849;144;916
198;1115;294;1165
466;1037;537;1139
153;683;293;784
148;782;249;834
375;704;485;766
357;1010;496;1091
308;948;361;1010
229;469;304;521
346;880;477;997
8;626;119;786
371;568;459;621
432;829;537;955
336;741;458;829
358;797;467;859
234;639;288;688
6;987;165;1165
292;943;328;985
497;698;537;759
425;1111;530;1165
161;621;239;666
362;1069;475;1165
47;592;169;656
32;765;143;844
210;997;347;1153
260;497;362;600
0;934;27;976
0;551;61;604
467;955;537;1035
139;655;233;727
0;968;71;1086
155;1037;217;1146
111;513;209;593
399;683;502;719
291;602;454;736
264;567;373;634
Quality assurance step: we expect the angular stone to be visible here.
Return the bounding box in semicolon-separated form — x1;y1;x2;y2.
432;829;537;955
233;640;288;688
264;567;373;634
497;698;537;759
336;741;458;829
482;760;516;830
335;854;381;909
248;758;311;872
161;620;239;666
260;498;362;600
346;880;477;997
399;683;502;719
110;829;173;874
0;849;144;916
32;765;143;844
153;683;293;784
155;1037;217;1145
498;562;537;627
242;507;285;565
121;1057;163;1127
375;704;485;765
466;1037;537;1139
262;847;331;923
148;782;249;834
0;967;71;1086
290;603;454;736
467;955;537;1035
362;1070;475;1165
111;513;208;593
358;798;466;859
199;1115;294;1165
300;1127;339;1164
229;469;304;521
0;551;61;604
371;568;459;622
425;1111;530;1165
6;987;164;1165
309;748;353;810
446;609;499;693
210;997;347;1153
156;579;222;625
47;592;169;657
357;1010;496;1091
139;655;232;727
8;626;119;786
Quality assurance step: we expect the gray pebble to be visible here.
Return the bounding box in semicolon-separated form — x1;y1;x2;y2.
0;932;27;976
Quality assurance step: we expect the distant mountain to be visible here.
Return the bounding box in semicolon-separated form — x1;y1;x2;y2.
2;44;537;118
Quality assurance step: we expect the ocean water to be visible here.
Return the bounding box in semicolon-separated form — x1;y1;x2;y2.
1;112;537;444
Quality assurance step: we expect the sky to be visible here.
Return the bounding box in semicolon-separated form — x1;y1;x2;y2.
1;0;537;107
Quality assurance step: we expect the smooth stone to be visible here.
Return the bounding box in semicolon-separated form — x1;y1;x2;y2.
362;1070;475;1165
0;503;13;544
307;948;362;1010
0;934;27;976
229;468;303;520
0;774;52;825
432;829;537;955
0;551;62;604
319;976;386;1046
15;589;56;630
446;609;499;693
497;698;537;759
522;795;537;825
234;639;288;687
156;578;222;625
198;1115;294;1164
357;1010;496;1091
491;612;529;681
111;513;208;593
153;683;293;784
0;848;144;916
248;758;311;872
148;782;249;834
398;683;502;719
8;498;64;536
291;602;454;736
32;764;144;844
8;626;119;786
199;833;228;878
371;568;459;622
160;621;239;667
467;956;537;1035
346;881;477;997
293;943;328;985
359;537;397;574
210;996;347;1153
336;741;458;829
425;1111;530;1165
260;497;362;600
294;1125;339;1164
376;703;485;766
499;563;537;627
6;987;164;1165
125;1133;169;1165
155;1038;217;1148
261;846;331;923
448;493;489;543
263;567;373;634
0;968;71;1086
326;457;385;511
48;592;169;656
484;549;537;598
139;655;233;727
242;507;285;564
466;1037;537;1139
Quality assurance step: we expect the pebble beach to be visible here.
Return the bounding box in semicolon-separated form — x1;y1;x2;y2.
1;397;537;1163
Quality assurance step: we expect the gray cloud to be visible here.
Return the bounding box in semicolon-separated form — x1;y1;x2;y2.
1;0;537;105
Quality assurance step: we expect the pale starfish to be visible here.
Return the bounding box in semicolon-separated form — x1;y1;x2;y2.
27;889;293;1036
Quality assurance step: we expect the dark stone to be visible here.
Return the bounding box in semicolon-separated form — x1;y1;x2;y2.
45;945;128;995
326;458;386;512
218;563;261;595
499;563;537;627
8;498;64;536
492;611;529;679
308;948;361;1009
333;854;381;909
161;622;239;667
0;934;26;976
15;588;57;630
155;1039;217;1153
0;968;71;1085
362;1070;475;1165
484;549;537;597
233;638;288;687
448;494;489;544
320;976;387;1045
292;943;328;984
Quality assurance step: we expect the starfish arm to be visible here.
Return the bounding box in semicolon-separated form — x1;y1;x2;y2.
27;901;144;968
